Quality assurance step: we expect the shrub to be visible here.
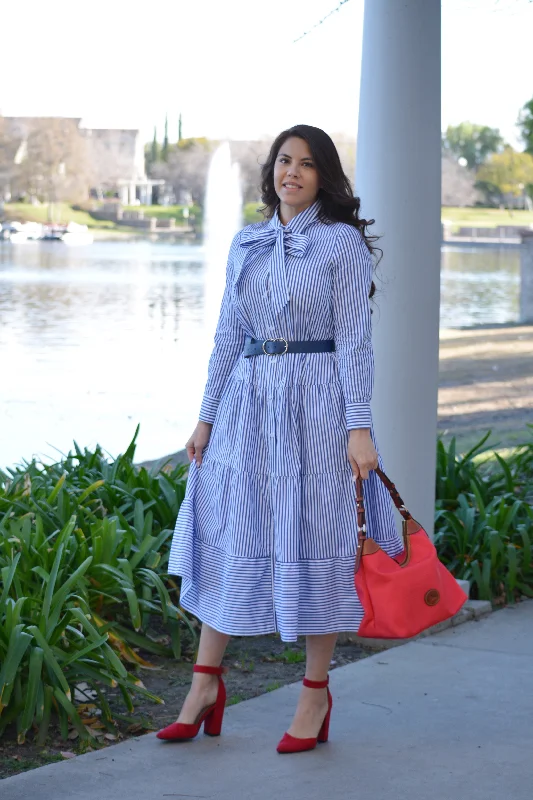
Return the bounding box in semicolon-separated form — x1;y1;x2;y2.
0;426;194;744
434;425;533;604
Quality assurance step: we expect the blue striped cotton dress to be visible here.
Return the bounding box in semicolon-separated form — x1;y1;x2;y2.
168;199;405;642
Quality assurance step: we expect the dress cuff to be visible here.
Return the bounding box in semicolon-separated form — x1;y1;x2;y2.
345;402;372;430
198;395;220;424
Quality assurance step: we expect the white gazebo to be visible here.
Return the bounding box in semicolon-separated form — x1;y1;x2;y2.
116;178;166;206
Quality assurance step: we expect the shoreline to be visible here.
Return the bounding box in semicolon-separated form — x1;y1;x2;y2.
442;238;521;248
90;228;199;242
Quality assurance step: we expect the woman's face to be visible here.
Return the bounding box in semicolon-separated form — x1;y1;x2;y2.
273;136;320;214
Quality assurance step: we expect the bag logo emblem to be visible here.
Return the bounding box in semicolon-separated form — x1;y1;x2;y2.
424;589;440;606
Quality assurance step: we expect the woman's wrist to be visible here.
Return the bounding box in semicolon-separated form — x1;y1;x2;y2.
349;427;371;437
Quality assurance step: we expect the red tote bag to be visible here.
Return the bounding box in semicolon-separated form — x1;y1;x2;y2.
354;467;468;639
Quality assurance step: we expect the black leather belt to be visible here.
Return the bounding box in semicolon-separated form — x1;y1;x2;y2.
243;335;335;357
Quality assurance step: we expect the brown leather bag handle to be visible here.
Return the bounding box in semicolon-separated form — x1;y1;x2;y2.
353;468;427;574
354;467;413;544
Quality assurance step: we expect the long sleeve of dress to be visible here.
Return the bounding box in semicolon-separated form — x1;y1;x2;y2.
332;224;375;431
198;231;245;424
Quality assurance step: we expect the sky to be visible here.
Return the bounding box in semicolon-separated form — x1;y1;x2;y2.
1;0;532;149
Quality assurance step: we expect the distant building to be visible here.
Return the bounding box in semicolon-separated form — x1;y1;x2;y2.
1;116;162;204
81;125;162;204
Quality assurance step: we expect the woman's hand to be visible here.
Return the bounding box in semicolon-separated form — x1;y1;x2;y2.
347;428;378;480
185;421;213;467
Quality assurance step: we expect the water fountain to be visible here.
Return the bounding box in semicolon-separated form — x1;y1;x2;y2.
202;142;243;346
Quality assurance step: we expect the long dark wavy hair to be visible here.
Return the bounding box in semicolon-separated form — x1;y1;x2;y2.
260;124;380;301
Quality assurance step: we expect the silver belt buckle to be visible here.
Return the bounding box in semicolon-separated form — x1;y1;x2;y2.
262;337;288;356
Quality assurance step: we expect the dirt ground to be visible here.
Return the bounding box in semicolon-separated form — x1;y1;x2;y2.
438;323;533;452
0;630;377;780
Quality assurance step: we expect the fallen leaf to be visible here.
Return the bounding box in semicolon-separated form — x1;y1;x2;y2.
126;722;149;734
60;752;77;759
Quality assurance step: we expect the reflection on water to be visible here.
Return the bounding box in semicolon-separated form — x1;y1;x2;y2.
0;241;212;471
440;246;519;327
0;240;521;470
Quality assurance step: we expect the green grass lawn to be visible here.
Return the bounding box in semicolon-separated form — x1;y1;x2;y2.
3;203;156;235
3;202;117;229
123;204;201;221
4;203;124;229
3;202;200;230
442;206;533;230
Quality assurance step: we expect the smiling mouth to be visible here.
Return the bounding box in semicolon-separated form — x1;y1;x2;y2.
283;183;302;189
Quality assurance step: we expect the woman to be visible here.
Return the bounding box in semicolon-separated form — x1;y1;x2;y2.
157;124;405;753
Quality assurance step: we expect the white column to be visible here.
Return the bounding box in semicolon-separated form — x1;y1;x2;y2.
520;232;533;323
356;0;441;538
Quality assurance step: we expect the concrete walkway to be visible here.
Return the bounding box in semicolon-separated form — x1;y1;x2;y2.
3;601;532;800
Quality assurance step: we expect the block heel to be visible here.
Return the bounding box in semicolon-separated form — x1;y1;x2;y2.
276;675;333;754
156;664;227;741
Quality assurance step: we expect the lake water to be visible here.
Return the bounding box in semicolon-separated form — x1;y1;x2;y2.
0;240;520;471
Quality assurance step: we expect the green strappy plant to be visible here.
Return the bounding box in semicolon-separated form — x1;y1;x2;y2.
434;425;533;604
0;426;194;745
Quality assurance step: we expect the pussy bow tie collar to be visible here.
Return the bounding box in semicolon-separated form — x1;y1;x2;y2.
238;200;321;318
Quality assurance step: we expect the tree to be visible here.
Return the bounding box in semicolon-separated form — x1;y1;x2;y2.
441;152;480;207
150;127;159;165
0;117;18;200
161;115;169;162
229;139;270;203
177;136;210;151
150;138;213;207
518;97;533;156
442;122;504;169
476;147;533;209
12;118;91;210
178;113;183;143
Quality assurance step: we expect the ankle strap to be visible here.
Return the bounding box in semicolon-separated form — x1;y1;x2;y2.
303;676;329;689
193;664;228;676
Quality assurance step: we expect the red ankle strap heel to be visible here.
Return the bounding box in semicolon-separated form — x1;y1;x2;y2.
277;674;333;754
193;664;228;676
302;677;329;689
156;664;228;741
